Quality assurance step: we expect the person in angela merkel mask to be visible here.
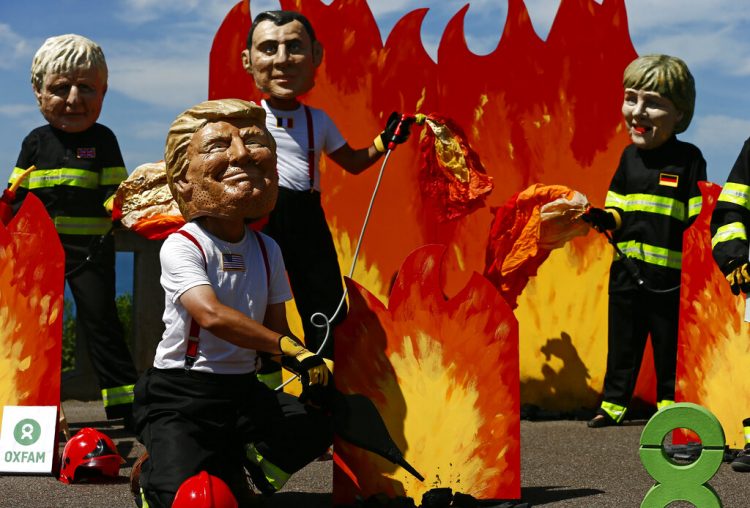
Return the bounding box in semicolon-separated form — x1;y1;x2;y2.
582;54;706;428
131;99;333;508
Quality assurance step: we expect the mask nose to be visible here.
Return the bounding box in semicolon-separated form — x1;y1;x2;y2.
273;44;291;66
228;136;251;165
633;99;648;119
66;85;81;107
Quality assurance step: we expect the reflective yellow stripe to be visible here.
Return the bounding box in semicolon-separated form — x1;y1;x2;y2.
103;194;115;213
8;166;126;189
688;195;702;219
19;168;101;190
101;166;128;186
600;401;627;423
9;167;29;187
140;489;150;508
101;384;135;407
744;426;750;445
604;191;626;209
616;240;682;269
605;191;686;221
718;182;750;211
657;399;674;410
54;216;112;235
256;370;283;390
712;222;747;248
245;443;291;492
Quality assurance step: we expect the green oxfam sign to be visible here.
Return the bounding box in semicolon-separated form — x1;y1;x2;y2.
639;403;724;507
13;419;41;446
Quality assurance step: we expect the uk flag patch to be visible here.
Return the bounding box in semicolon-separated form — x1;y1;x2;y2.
76;147;96;159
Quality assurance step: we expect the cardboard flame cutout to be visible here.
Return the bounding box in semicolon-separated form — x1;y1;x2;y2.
676;181;750;449
209;0;644;413
333;245;519;503
0;194;63;410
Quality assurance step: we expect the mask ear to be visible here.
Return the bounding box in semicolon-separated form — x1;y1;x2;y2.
312;41;323;68
33;84;43;106
174;179;193;202
241;49;253;74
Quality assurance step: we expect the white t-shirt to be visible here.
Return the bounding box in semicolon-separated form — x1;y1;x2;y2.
154;221;292;374
262;99;346;192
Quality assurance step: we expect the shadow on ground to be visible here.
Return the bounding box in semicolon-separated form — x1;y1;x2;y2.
261;491;331;507
521;485;605;505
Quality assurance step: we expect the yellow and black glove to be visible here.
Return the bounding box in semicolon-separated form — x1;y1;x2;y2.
278;335;331;387
726;260;750;296
373;112;414;153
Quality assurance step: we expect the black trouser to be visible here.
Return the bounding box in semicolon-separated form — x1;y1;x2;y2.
64;234;137;419
263;187;346;358
133;368;333;507
602;288;680;408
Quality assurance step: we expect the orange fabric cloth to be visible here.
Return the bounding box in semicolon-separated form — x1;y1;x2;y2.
417;114;493;222
484;184;589;308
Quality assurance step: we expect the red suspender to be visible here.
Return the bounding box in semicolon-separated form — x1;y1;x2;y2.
175;230;206;369
304;105;315;191
174;228;270;370
252;230;271;287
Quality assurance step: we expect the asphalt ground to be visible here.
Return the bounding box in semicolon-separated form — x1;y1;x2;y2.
1;400;748;507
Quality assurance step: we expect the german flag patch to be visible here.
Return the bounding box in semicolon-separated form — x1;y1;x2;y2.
659;173;679;188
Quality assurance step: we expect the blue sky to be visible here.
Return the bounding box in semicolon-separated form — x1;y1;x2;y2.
2;0;750;186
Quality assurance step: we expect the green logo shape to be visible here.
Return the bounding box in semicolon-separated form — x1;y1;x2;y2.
13;419;41;446
639;402;724;507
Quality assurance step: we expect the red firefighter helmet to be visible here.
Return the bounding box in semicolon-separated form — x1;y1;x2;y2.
173;471;238;508
59;427;124;484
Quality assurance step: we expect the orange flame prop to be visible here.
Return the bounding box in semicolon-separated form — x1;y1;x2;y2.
484;184;589;309
0;193;63;411
676;182;750;449
332;245;519;503
417;114;494;222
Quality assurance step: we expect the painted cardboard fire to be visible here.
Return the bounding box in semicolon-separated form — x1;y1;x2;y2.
333;245;519;502
0;193;64;412
676;182;750;449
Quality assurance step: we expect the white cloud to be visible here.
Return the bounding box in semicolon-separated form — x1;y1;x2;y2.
0;24;32;70
100;18;221;109
250;0;281;15
624;0;750;36
0;104;37;118
630;22;750;77
128;120;173;141
523;0;561;40
116;0;215;25
108;54;209;109
691;115;750;154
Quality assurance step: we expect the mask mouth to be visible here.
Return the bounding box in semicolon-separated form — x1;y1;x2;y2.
633;125;652;135
220;169;252;183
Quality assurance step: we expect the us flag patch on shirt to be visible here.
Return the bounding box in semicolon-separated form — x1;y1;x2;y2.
76;147;96;159
221;253;245;271
659;173;679;187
